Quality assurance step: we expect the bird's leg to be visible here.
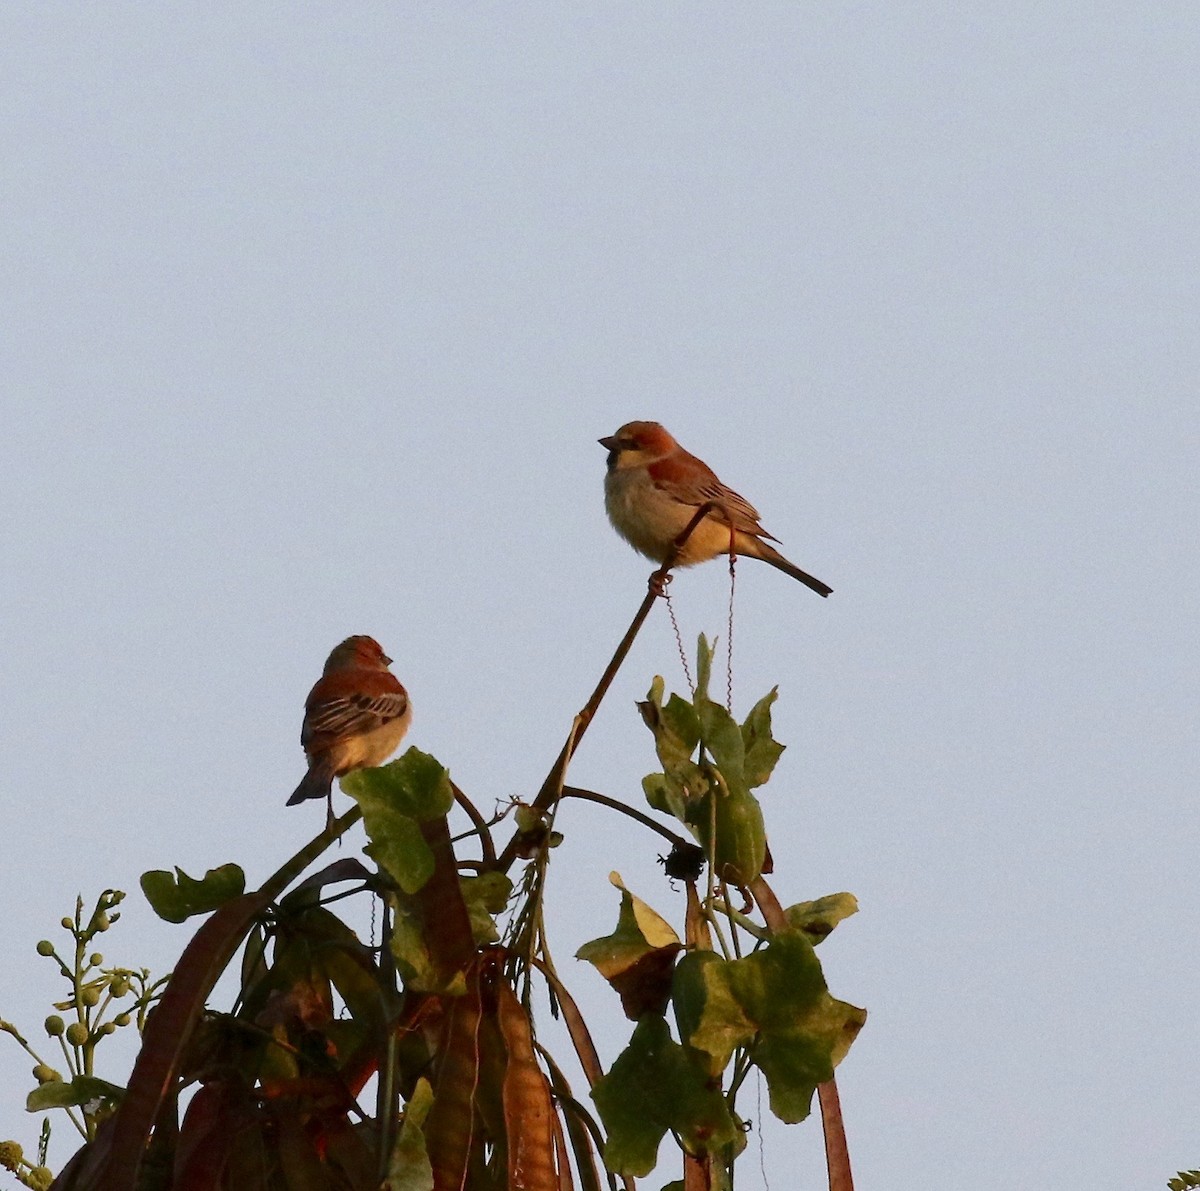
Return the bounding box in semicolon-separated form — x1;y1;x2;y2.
649;499;724;599
648;568;673;598
325;790;336;835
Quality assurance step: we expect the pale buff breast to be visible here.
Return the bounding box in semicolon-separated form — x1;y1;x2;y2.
329;708;412;775
604;468;741;566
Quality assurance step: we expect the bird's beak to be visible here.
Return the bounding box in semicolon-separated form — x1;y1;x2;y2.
598;435;618;450
382;653;393;665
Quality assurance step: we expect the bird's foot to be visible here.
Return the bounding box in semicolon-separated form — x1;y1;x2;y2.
648;569;673;599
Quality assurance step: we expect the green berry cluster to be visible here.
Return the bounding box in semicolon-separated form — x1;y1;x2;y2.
2;890;169;1182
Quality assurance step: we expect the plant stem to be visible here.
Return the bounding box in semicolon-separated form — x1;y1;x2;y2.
494;502;721;873
559;785;692;849
451;780;497;864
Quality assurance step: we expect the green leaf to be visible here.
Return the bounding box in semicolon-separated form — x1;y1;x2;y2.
638;680;701;777
385;1077;435;1191
388;899;467;996
343;750;457;894
784;893;860;945
643;773;685;822
672;951;754;1076
695;700;745;788
388;900;439;992
741;688;785;788
365;812;434;895
459;872;513;945
694;768;766;885
722;931;866;1123
139;864;245;924
592;1015;739;1178
341;747;455;822
27;1074;125;1113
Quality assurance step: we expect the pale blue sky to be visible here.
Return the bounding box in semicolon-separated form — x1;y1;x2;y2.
1;6;1197;1188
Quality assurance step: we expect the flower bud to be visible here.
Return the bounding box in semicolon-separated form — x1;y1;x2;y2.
98;1021;117;1036
0;1140;24;1170
44;1015;65;1037
60;917;74;929
80;987;100;1007
65;1022;89;1046
88;953;103;968
31;1064;58;1084
114;1012;131;1027
110;977;130;998
29;1167;54;1191
35;940;55;956
94;913;110;932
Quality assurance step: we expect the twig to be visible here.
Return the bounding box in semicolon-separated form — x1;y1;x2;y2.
559;785;692;850
818;1079;853;1191
451;779;497;865
494;503;721;873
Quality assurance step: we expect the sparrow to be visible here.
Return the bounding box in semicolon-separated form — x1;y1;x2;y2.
599;421;832;597
288;635;412;817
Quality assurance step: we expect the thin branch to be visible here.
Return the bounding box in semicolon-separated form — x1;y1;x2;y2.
451;779;497;865
818;1079;854;1191
528;955;605;1089
559;785;692;850
494;503;721;873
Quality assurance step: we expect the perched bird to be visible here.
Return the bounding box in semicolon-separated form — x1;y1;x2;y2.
288;635;412;817
599;420;832;597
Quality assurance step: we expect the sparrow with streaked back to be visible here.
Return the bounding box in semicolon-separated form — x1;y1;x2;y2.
288;635;412;818
599;420;832;597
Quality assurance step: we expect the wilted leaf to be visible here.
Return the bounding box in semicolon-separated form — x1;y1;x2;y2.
140;864;245;924
577;875;681;1018
577;874;680;976
784;893;859;945
591;1015;738;1177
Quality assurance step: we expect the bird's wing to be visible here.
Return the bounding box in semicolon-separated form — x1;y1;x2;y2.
647;452;777;540
302;673;409;749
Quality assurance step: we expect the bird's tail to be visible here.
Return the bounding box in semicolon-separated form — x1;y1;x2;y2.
754;541;833;597
287;759;335;806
